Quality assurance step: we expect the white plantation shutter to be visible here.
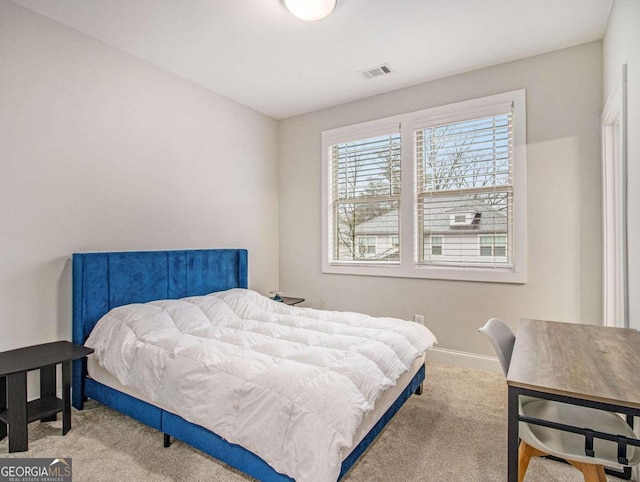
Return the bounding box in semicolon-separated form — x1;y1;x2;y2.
416;110;514;268
328;133;401;263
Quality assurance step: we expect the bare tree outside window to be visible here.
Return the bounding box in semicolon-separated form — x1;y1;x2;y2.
416;113;513;267
331;134;401;261
322;90;525;282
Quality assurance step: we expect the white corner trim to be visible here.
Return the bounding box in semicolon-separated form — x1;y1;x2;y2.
426;346;502;374
601;65;629;329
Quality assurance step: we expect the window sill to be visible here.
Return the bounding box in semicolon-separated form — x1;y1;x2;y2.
323;262;526;284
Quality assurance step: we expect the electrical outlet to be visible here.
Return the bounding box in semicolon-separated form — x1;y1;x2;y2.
414;314;424;325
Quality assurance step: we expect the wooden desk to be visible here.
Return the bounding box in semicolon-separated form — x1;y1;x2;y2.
507;319;640;482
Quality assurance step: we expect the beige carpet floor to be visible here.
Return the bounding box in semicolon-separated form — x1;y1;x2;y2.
0;362;633;481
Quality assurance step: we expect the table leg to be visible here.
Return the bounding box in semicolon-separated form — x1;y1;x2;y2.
40;364;57;422
0;376;6;441
507;386;519;482
72;358;85;410
62;361;71;435
7;372;28;452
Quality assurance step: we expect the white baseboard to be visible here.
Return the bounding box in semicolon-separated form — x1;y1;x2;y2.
426;346;502;374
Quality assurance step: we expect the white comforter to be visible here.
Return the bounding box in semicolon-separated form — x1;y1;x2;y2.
86;289;436;482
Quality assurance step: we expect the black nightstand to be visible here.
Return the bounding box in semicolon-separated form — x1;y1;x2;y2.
279;297;305;306
0;341;94;452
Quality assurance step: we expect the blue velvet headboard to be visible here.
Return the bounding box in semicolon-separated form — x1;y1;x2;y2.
71;249;248;407
72;249;248;345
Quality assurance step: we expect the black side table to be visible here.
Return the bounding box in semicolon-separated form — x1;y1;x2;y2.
280;297;305;306
0;341;93;453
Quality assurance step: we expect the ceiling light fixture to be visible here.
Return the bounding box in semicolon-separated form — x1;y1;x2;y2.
284;0;336;21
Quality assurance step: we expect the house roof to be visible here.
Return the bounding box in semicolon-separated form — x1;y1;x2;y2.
355;196;508;236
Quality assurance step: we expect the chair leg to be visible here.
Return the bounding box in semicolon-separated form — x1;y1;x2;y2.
567;459;583;471
577;463;607;482
518;441;545;482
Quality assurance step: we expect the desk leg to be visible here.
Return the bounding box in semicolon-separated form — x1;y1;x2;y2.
62;361;71;435
40;364;57;422
7;372;28;452
0;376;6;441
507;386;519;482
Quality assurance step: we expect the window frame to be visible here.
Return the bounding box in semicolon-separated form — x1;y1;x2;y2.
328;128;401;264
321;90;527;283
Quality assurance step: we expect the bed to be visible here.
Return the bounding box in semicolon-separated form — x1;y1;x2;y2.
71;249;434;481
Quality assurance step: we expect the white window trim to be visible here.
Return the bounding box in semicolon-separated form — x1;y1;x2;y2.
322;90;527;283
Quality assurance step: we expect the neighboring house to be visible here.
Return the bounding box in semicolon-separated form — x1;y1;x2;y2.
343;196;508;265
347;209;400;261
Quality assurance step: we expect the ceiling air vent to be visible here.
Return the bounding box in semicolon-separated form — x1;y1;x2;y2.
360;63;393;80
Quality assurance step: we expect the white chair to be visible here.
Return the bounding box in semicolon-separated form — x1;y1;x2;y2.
479;318;640;482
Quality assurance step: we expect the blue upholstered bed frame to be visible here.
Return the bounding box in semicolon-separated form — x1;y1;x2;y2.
71;249;425;481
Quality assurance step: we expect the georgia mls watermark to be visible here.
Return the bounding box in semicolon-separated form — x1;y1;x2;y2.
0;458;72;482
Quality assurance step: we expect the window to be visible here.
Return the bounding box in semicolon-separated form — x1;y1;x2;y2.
327;128;401;263
480;235;507;257
416;111;513;269
431;236;443;256
357;236;377;258
322;90;527;283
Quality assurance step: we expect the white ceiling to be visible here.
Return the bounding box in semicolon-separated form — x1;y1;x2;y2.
12;0;612;119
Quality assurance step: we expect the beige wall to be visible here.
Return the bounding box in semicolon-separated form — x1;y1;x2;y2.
0;0;280;360
0;0;608;369
603;0;640;331
279;42;603;358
